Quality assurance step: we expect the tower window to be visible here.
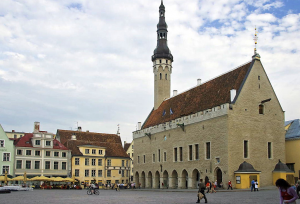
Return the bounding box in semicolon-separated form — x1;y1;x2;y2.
166;60;168;63
259;104;264;114
165;74;167;80
244;140;248;158
159;59;162;63
160;73;162;80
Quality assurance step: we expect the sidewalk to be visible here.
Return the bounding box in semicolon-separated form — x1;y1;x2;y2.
131;185;277;193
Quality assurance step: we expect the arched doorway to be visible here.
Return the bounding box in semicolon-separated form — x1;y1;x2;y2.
154;171;160;189
163;170;169;188
170;170;178;189
181;169;188;189
147;171;153;188
135;172;139;186
192;169;200;188
141;171;146;188
214;168;222;187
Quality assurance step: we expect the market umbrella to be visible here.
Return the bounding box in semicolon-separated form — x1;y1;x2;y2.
62;177;75;182
0;175;12;182
51;177;64;182
30;176;52;181
11;176;25;181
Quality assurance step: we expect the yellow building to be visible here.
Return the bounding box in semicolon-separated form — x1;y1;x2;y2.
285;119;300;181
5;130;26;139
124;140;134;182
56;129;131;186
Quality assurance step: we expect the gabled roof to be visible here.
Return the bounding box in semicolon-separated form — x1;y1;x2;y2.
142;61;252;129
14;133;69;150
57;130;129;158
124;143;131;152
285;119;300;140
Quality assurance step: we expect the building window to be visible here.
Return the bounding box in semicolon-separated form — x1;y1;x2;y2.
122;160;125;167
26;150;31;156
153;154;155;162
164;152;167;162
160;73;162;80
122;170;124;177
195;144;199;160
17;150;22;155
92;159;96;166
75;158;80;165
54;152;59;157
35;151;40;156
158;149;161;162
244;140;248;158
85;170;89;177
174;148;177;162
92;149;96;154
91;170;96;177
46;151;50;156
179;147;183;161
2;166;9;174
35;161;40;169
85;158;89;166
54;162;58;170
259;104;264;114
126;160;128;167
165;74;167;80
62;162;66;170
35;140;40;145
62;152;66;157
98;170;102;177
46;141;51;146
45;161;50;169
166;60;168;63
85;149;90;154
98;159;102;166
268;142;272;159
26;160;31;169
189;145;193;161
286;163;295;171
3;153;10;161
75;169;79;177
138;156;140;164
14;135;17;139
107;159;112;166
99;150;103;154
206;142;211;160
143;155;145;163
16;160;22;169
107;170;111;177
0;140;4;147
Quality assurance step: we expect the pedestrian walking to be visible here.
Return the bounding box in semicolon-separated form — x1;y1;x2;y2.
227;181;232;190
276;178;298;204
196;179;208;203
211;182;216;193
206;181;210;193
254;180;259;191
251;179;255;192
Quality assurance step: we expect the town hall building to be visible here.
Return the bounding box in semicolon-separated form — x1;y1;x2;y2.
132;1;287;189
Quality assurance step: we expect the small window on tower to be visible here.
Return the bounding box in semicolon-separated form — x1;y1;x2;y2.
259;104;264;114
160;59;162;63
160;73;162;80
166;60;168;63
165;74;167;80
161;12;163;16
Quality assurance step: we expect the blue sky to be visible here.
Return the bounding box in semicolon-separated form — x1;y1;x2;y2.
0;0;299;143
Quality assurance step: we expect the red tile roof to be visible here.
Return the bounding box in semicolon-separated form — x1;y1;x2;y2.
142;61;252;129
56;130;129;158
15;133;69;150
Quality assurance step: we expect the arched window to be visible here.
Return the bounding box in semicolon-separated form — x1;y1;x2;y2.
160;73;162;80
165;74;167;80
159;59;162;63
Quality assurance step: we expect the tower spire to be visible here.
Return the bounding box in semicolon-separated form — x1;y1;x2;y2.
252;26;261;60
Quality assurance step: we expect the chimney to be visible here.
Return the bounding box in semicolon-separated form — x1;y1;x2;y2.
71;133;77;140
197;79;201;85
137;122;141;130
12;130;15;133
230;89;236;102
173;90;178;97
34;122;40;133
78;126;82;132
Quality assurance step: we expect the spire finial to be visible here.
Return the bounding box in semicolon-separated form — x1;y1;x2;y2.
252;26;261;60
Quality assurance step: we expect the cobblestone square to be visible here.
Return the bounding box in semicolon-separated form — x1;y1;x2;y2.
1;188;297;204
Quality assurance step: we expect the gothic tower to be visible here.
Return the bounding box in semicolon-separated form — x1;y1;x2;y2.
152;1;173;110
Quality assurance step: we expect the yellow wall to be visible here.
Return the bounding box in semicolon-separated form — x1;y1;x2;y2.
234;173;260;189
286;140;299;178
72;146;130;186
273;172;295;185
125;141;134;180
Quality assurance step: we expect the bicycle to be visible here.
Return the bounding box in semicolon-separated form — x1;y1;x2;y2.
87;187;99;195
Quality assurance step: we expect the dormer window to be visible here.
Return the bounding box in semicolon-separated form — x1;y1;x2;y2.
166;60;168;63
35;140;40;145
46;141;51;146
159;59;162;63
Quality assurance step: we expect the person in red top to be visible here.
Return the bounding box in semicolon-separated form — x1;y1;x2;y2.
227;181;232;190
276;179;298;204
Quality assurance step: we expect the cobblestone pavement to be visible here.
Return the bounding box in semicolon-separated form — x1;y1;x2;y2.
1;188;298;204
